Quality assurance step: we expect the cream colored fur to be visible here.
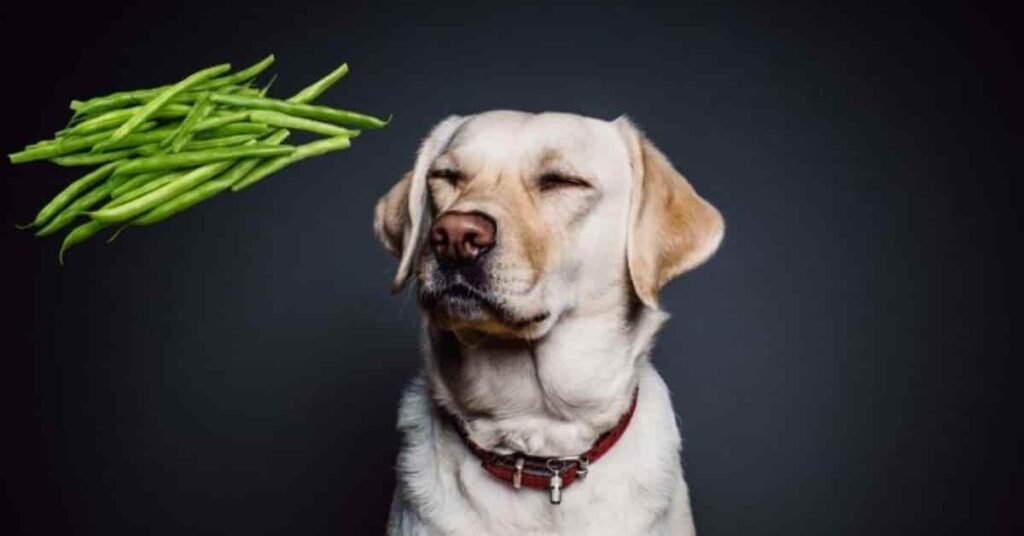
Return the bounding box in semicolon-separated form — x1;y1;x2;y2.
375;111;723;535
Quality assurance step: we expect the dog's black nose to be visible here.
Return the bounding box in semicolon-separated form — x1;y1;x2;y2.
429;211;496;263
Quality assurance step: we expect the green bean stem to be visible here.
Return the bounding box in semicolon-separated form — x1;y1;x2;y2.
232;136;350;192
209;93;388;129
23;162;120;229
248;110;359;137
258;74;278;97
288;62;348;104
93;63;230;151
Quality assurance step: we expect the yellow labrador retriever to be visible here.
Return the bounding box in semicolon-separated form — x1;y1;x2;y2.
375;111;723;535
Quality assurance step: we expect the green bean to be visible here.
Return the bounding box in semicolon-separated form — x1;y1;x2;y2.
102;127;181;150
93;63;231;151
288;62;348;104
135;134;254;155
133;143;170;157
110;171;163;198
52;148;138;166
25;139;56;150
58;104;192;137
232;136;350;192
106;172;184;207
71;89;161;116
90;160;241;223
16;141;55;160
71;88;203;117
193;122;269;139
15;56;390;258
248;110;359;137
190;112;250;133
230;86;263;98
211;129;292;183
129;180;227;226
40;125;170;160
181;134;257;151
133;130;292;225
21;162;120;229
69;81;248;117
106;170;133;190
70;91;157;114
58;220;111;264
196;55;275;91
112;145;294;176
66;104;88;126
209;93;388;129
164;92;213;152
257;128;292;145
9;121;159;163
70;94;139;116
35;180;115;236
56;115;251;158
10;141;90;163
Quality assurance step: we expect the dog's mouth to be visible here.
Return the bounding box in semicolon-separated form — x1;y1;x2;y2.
419;279;549;330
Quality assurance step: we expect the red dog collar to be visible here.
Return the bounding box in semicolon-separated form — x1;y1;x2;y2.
440;388;639;504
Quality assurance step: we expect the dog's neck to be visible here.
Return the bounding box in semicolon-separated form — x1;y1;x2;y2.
424;292;668;456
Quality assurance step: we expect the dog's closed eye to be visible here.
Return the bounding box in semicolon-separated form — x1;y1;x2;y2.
428;168;464;186
537;172;591;191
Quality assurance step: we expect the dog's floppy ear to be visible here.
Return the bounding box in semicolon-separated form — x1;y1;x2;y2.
614;116;725;308
374;171;412;257
373;115;467;292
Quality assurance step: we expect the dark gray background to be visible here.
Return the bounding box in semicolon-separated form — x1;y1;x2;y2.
1;1;1020;534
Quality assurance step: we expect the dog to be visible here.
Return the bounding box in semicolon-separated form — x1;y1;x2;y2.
374;110;724;535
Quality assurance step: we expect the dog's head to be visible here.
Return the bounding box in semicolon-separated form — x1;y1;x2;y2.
374;111;723;339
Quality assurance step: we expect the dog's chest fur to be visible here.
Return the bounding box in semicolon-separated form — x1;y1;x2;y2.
388;364;695;536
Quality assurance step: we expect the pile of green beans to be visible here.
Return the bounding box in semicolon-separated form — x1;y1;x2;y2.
8;55;388;263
